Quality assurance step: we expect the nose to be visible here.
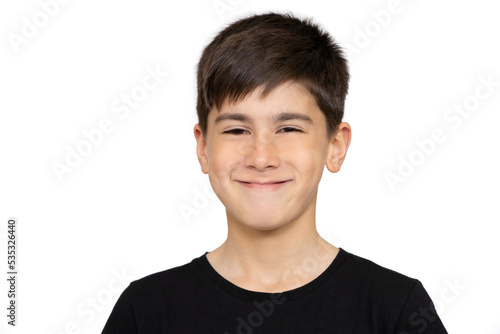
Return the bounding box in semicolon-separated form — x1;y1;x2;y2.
244;134;280;171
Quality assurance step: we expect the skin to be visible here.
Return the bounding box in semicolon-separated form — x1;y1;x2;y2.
193;80;351;293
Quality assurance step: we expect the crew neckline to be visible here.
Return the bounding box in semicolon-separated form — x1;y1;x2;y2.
194;247;349;302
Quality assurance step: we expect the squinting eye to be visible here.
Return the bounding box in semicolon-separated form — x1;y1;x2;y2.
223;129;248;135
280;127;302;133
223;128;302;135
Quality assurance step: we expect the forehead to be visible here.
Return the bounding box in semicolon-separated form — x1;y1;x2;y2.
209;81;321;122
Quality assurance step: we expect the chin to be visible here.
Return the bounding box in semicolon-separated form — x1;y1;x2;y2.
238;215;290;232
226;203;296;231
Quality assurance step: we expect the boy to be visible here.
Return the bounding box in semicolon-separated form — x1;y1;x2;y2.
102;12;447;333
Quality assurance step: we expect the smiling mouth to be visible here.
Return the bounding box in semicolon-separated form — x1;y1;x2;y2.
236;180;292;190
239;181;289;185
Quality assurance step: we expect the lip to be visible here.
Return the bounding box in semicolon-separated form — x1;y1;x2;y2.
236;180;292;190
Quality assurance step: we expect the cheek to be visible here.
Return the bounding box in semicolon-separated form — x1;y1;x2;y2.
295;153;323;180
284;137;327;169
207;145;236;182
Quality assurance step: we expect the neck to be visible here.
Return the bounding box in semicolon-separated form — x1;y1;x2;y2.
206;204;338;292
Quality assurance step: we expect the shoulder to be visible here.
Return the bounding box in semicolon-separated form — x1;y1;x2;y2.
124;256;202;302
342;248;417;282
339;249;420;300
337;249;447;332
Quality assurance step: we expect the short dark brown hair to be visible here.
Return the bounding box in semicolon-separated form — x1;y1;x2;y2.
196;12;349;140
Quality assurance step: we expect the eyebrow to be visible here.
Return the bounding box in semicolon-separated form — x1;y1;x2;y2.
214;112;313;125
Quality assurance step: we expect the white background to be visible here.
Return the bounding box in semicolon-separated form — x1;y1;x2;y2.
1;0;499;333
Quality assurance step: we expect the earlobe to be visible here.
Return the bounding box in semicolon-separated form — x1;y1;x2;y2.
193;124;209;174
325;122;351;173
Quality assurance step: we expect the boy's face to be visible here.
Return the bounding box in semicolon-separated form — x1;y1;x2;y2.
194;81;351;231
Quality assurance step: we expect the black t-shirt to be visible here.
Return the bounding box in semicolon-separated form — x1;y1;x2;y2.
101;248;447;333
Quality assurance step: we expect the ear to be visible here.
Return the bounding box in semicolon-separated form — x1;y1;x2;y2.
325;122;352;173
193;124;209;174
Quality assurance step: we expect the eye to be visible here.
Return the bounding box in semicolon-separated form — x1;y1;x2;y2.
222;127;303;135
279;127;302;133
223;128;249;135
